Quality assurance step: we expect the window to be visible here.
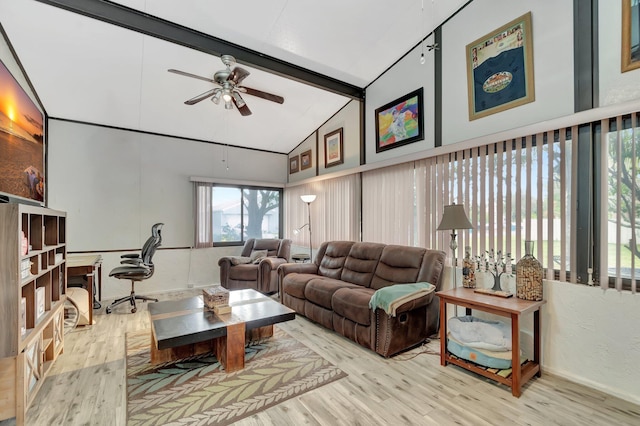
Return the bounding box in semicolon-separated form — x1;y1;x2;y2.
194;182;282;247
362;129;580;284
599;114;640;292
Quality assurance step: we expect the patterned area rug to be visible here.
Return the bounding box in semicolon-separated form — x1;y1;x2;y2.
126;327;347;425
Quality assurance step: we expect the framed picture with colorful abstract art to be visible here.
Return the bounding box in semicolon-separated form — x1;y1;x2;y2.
466;12;535;120
374;88;423;153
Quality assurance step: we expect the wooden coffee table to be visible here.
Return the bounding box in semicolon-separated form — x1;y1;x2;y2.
148;288;295;372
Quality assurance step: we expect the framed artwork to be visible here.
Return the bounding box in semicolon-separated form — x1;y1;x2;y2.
622;0;640;73
289;155;299;174
300;149;312;170
324;128;344;168
374;88;424;153
466;12;535;121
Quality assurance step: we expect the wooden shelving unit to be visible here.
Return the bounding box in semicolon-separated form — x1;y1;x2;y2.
0;204;66;425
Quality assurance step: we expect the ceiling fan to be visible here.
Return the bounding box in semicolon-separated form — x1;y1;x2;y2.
168;55;285;116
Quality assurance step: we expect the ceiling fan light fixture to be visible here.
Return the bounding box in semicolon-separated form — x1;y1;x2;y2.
222;88;232;102
211;90;221;104
232;92;246;108
224;100;233;110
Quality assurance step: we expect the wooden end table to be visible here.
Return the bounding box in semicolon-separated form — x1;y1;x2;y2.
437;287;546;397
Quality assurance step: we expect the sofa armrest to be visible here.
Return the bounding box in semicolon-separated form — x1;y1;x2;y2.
259;257;288;271
277;262;319;277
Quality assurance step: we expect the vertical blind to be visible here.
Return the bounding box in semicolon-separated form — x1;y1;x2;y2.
600;114;639;293
193;181;214;248
284;114;638;292
361;131;578;277
285;174;360;248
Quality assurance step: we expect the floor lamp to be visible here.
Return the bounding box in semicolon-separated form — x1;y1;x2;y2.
437;204;473;291
293;194;316;261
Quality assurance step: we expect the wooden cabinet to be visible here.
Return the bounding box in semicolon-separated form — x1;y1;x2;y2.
0;204;66;425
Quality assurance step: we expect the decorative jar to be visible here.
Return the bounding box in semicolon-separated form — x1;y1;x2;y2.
516;241;543;301
462;246;476;288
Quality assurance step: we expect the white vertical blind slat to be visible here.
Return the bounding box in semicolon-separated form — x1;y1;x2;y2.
598;120;608;288
547;131;555;280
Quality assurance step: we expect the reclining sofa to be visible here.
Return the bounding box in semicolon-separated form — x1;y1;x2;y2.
278;241;445;357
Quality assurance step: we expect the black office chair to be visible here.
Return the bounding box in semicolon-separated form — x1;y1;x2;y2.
105;224;163;314
120;223;163;265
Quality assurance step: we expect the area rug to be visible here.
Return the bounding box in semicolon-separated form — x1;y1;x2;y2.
126;327;347;425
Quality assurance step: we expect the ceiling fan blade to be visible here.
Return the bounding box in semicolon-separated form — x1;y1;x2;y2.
184;89;217;105
232;93;252;116
228;67;250;85
242;86;285;104
168;69;216;84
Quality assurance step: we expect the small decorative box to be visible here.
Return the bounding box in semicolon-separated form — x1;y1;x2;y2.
202;286;229;309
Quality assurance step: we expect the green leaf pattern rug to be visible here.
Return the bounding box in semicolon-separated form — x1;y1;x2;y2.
126;327;347;425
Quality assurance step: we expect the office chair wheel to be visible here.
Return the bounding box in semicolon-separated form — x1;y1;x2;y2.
131;307;137;313
106;307;112;314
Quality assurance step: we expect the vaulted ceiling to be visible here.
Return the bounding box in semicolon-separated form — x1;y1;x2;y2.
0;0;468;154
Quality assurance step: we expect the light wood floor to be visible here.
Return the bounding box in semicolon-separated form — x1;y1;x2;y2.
3;288;639;426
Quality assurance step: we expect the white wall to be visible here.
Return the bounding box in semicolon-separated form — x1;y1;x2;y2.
288;133;316;182
46;119;287;299
363;1;640;405
48;119;286;250
289;99;361;182
365;35;436;164
441;0;574;146
318;100;361;173
599;0;640;106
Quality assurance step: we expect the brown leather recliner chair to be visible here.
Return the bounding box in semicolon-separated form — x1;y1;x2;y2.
218;238;291;294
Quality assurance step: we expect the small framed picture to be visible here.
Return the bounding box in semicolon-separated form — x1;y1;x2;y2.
289;155;299;174
300;150;312;170
622;0;640;73
375;88;424;153
324;128;344;168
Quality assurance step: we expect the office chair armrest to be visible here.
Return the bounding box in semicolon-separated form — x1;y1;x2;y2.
121;258;144;266
121;253;141;259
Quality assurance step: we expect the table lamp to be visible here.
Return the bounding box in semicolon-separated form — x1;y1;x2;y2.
437;204;473;290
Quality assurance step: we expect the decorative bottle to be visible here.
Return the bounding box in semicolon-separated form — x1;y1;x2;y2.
516;241;543;300
462;246;476;288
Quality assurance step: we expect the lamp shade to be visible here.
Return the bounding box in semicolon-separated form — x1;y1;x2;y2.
437;204;473;231
300;194;316;203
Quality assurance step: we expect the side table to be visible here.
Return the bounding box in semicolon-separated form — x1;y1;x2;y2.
437;287;546;397
291;253;310;263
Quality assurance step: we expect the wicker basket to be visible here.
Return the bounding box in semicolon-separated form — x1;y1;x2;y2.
202;287;229;309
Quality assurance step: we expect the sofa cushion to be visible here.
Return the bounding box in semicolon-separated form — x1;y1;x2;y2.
332;287;375;326
370;245;426;290
317;241;355;279
228;263;258;280
252;239;281;257
340;242;384;287
282;273;317;299
305;277;360;309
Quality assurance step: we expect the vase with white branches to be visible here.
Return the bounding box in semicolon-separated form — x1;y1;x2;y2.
474;249;514;291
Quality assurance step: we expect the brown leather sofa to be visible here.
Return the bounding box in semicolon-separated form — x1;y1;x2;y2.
278;241;445;357
219;238;291;294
